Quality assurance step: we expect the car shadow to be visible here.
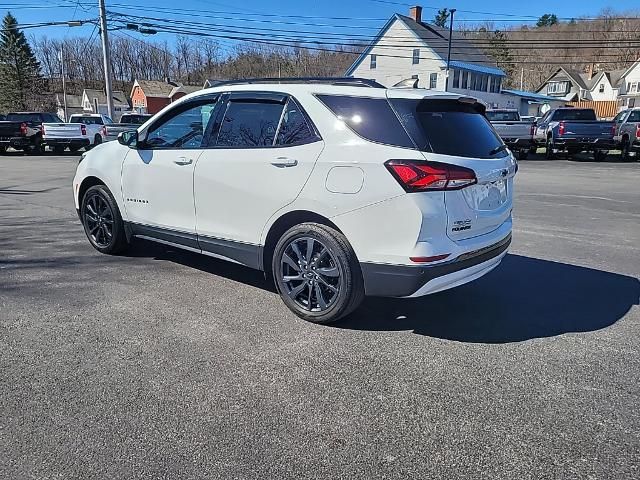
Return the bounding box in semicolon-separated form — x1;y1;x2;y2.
126;239;276;292
335;254;639;343
125;242;639;343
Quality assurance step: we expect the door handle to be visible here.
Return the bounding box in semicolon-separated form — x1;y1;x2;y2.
271;157;298;168
174;157;193;166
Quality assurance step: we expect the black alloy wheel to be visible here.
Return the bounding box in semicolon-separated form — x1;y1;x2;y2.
273;223;364;324
81;185;128;254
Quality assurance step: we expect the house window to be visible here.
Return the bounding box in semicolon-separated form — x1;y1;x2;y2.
547;81;570;95
629;82;638;94
630;98;636;108
480;74;488;92
370;54;377;69
461;70;468;89
429;73;438;89
490;76;502;93
599;84;605;93
452;69;460;89
412;49;420;65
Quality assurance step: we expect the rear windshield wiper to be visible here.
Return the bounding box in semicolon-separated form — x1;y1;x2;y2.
489;144;508;156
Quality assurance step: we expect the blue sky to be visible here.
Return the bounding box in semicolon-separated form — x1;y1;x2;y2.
4;0;638;50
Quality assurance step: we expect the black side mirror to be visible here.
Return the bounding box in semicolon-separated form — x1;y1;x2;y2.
118;130;138;148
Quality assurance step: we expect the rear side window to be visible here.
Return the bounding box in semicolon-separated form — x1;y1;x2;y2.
390;99;507;159
316;95;414;148
485;111;519;122
275;98;318;146
216;101;284;147
627;111;640;122
553;109;596;121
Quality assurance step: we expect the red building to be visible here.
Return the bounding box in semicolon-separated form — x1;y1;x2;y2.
130;80;201;114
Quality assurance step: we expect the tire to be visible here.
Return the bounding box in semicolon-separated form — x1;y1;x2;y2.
80;184;129;255
567;147;580;157
94;134;102;147
28;136;45;155
517;149;528;160
528;146;537;155
0;146;6;155
53;145;65;154
593;149;607;162
69;145;81;153
272;222;364;324
545;137;555;159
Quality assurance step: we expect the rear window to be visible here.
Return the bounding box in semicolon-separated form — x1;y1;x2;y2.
121;114;151;124
315;95;414;148
553;109;597;121
485;110;520;122
7;113;52;122
390;99;508;159
71;116;104;125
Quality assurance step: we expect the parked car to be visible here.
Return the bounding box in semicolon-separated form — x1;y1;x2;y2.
73;78;516;324
42;113;113;153
533;108;616;161
614;108;640;160
103;113;153;142
0;112;61;154
485;109;534;160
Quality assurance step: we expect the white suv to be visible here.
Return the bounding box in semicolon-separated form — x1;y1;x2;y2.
73;78;516;324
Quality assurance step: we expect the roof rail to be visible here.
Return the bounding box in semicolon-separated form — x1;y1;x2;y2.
206;77;385;89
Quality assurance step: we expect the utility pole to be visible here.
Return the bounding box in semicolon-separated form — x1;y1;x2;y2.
445;8;457;92
99;0;114;118
60;46;68;121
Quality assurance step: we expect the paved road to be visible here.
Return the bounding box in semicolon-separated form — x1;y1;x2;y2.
1;153;639;479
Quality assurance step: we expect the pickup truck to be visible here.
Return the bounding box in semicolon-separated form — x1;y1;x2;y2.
102;113;152;142
613;108;640;160
42;113;113;153
0;112;62;154
533;108;616;161
486;109;534;160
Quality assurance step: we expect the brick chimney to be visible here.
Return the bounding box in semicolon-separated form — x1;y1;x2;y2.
409;5;422;23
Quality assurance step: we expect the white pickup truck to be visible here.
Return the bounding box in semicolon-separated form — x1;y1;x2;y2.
486;109;535;160
42;114;113;153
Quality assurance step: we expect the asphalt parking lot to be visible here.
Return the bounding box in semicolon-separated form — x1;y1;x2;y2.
1;152;639;479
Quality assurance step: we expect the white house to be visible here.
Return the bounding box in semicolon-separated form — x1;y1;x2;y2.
82;89;130;121
535;61;640;107
345;5;512;108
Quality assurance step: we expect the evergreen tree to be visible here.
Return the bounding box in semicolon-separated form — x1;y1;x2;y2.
536;14;559;28
0;12;44;112
434;8;450;28
488;30;516;88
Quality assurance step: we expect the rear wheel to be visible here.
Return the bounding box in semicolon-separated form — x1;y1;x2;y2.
53;145;65;154
81;185;129;254
272;223;364;324
0;146;6;155
567;147;580;157
517;149;528;160
94;134;102;147
545;137;555;159
28;136;45;155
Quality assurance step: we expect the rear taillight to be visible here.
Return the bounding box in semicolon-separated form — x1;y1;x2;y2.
20;122;28;135
384;160;477;192
558;121;566;136
81;124;87;136
41;123;45;135
101;126;107;136
636;124;640;138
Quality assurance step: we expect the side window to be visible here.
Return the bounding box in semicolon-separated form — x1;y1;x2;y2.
275;99;318;146
216;101;284;148
145;101;217;149
316;94;414;149
628;111;640;122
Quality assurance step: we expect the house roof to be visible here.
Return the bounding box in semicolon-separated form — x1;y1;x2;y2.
502;89;565;103
84;88;129;106
134;80;175;98
172;85;202;96
56;93;83;108
345;13;504;77
537;66;628;93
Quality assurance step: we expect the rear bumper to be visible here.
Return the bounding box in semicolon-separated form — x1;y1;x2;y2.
0;136;32;147
502;138;532;149
44;138;90;147
553;137;616;150
360;233;511;297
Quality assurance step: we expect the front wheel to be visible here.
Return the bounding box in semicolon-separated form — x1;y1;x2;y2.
81;184;129;254
272;223;364;324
